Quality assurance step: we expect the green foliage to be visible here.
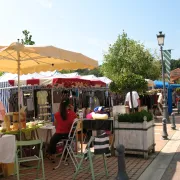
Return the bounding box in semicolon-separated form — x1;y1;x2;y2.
171;59;180;70
22;30;35;45
118;110;153;123
60;67;103;77
176;88;180;92
101;32;161;81
109;72;148;94
101;31;159;112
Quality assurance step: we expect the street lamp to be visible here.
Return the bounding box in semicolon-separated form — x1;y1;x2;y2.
156;31;168;140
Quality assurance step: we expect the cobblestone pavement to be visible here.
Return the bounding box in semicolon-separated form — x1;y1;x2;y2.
2;122;178;180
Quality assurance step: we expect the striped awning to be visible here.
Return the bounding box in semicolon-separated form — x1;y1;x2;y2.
8;76;106;88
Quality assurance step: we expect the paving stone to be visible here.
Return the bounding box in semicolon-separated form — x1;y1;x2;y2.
2;122;178;180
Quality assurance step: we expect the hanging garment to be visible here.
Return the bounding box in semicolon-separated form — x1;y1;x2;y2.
27;98;34;111
53;91;62;103
37;91;48;105
9;92;18;112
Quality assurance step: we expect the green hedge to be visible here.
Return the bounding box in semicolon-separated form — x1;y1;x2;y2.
117;110;153;123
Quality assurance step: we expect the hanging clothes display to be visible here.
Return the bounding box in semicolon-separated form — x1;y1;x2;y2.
37;90;48;105
34;89;51;119
9;90;24;112
23;91;34;120
94;91;105;106
139;94;159;110
9;91;18;112
53;90;62;103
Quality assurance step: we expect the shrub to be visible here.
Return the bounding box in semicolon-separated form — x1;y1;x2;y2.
117;110;153;123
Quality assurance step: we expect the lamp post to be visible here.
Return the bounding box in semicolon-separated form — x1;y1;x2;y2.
156;31;168;140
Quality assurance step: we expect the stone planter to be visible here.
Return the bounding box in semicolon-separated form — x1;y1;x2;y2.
114;118;155;159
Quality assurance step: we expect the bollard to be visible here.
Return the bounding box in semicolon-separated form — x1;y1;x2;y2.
162;118;168;140
115;144;129;180
171;112;176;130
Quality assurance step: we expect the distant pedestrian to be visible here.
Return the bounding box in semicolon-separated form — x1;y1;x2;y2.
157;90;163;115
125;91;139;112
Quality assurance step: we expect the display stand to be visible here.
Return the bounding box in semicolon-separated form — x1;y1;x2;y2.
38;104;51;121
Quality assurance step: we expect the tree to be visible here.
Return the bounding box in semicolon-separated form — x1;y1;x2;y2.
101;32;161;80
101;31;157;112
109;72;148;94
21;30;35;45
171;59;180;70
109;72;148;110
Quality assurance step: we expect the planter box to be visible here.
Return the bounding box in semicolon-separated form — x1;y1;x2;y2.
114;118;155;159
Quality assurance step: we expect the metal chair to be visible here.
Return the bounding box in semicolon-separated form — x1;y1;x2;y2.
53;118;82;170
14;139;45;180
73;133;110;180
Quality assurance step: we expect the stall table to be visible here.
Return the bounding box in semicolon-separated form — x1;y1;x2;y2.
83;119;113;132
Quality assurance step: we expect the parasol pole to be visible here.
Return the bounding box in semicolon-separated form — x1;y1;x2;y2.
16;40;23;158
17;41;21;141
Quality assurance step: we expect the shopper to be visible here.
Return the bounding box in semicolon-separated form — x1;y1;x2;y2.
125;91;140;112
157;90;163;115
0;101;5;125
47;98;77;163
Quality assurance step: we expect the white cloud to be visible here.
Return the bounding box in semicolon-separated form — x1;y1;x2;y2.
36;0;53;8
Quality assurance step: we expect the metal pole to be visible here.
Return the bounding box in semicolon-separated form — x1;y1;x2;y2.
17;50;21;139
160;46;168;139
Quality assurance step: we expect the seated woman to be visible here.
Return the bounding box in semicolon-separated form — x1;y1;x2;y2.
47;98;77;162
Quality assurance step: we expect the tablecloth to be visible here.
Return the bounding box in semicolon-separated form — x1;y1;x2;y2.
37;125;55;142
0;135;16;163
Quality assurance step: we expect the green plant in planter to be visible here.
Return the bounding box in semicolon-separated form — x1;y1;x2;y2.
118;110;153;123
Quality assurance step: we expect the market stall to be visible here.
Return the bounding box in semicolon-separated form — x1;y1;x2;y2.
0;42;106;178
0;70;112;126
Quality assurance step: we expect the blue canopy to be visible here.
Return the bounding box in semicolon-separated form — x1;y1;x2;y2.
169;84;180;89
154;80;169;88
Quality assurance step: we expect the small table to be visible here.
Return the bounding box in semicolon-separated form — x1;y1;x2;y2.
37;125;56;153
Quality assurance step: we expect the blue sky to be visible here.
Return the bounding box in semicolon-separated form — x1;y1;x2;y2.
0;0;179;64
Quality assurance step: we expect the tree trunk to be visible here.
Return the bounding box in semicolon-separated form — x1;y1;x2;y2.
130;91;134;113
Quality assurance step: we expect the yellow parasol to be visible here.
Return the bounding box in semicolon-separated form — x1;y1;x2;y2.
0;42;98;139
